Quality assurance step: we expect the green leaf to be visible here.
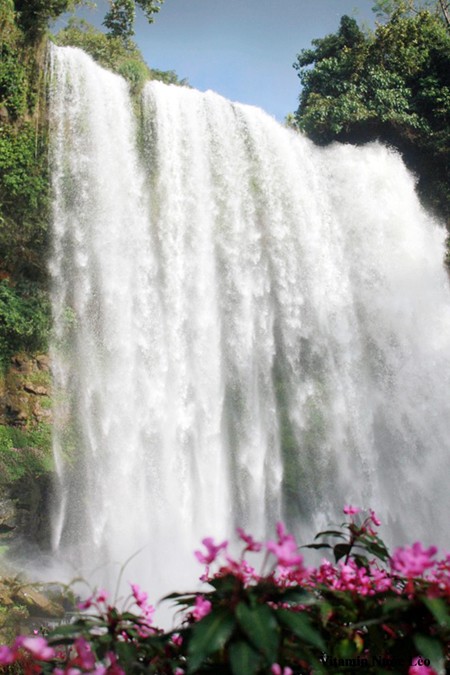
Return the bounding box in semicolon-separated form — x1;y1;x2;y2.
303;543;333;550
314;529;346;540
229;640;262;675
336;638;358;659
413;634;445;673
208;574;242;593
358;537;390;562
162;591;197;602
277;588;317;605
114;640;138;662
319;601;333;627
276;608;326;651
333;543;352;562
236;602;279;664
187;608;236;674
422;597;450;629
381;598;410;613
48;622;86;637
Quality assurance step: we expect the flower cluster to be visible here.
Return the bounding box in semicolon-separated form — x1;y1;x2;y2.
0;507;448;674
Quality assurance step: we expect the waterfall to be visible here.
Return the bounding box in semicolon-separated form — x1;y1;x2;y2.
48;45;450;597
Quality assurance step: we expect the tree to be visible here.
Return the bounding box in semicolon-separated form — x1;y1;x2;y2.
293;8;450;226
103;0;165;40
13;0;81;37
12;0;165;41
372;0;450;26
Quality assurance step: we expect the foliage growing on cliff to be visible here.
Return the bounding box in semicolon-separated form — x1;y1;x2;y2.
13;0;166;41
54;18;187;93
293;4;450;228
0;0;52;371
0;508;449;673
0;423;52;482
0;282;51;370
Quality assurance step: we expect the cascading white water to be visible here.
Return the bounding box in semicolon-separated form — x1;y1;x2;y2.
49;45;450;598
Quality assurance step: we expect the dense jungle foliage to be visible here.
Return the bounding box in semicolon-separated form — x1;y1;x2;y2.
0;0;52;370
294;0;450;233
0;0;180;370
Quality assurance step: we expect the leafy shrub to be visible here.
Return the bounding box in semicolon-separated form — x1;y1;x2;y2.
294;9;450;225
55;18;187;92
0;507;448;673
0;280;51;369
0;423;53;482
0;44;28;119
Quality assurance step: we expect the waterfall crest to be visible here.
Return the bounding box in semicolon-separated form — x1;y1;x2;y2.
49;45;450;594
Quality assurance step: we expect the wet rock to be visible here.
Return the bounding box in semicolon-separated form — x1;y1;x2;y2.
13;586;65;619
35;355;50;372
0;499;17;532
24;383;49;396
0;354;52;426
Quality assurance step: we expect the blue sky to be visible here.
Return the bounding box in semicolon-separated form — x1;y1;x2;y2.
59;0;378;121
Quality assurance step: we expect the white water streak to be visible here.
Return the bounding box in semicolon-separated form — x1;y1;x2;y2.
49;46;450;596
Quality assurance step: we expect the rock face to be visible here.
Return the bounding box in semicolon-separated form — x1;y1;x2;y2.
0;353;52;427
0;577;68;643
0;353;54;551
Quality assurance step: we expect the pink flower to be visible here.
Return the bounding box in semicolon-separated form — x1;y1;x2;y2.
222;555;259;584
267;523;303;569
136;623;156;638
271;665;293;675
392;542;438;578
343;505;360;515
409;657;437;674
0;645;15;665
141;603;155;623
192;595;212;621
77;595;93;610
75;637;95;669
194;537;228;565
369;509;381;527
104;652;125;675
15;636;55;661
174;670;185;675
130;583;148;608
236;527;262;552
172;633;183;646
96;588;108;603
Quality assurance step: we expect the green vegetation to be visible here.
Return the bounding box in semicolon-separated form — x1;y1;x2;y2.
1;510;449;673
0;1;52;372
55;18;187;93
0;282;51;371
13;0;165;41
103;0;164;40
0;423;53;483
293;0;450;230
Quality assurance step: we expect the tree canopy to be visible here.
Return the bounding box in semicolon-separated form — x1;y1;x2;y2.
103;0;165;40
12;0;165;40
293;2;450;226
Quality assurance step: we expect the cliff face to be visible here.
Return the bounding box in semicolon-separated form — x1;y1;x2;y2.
0;0;54;558
0;354;54;551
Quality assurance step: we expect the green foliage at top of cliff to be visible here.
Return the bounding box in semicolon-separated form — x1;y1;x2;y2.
0;0;52;369
54;18;187;94
293;2;450;228
13;0;80;40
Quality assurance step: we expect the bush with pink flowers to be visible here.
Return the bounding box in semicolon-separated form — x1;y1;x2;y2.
0;508;449;674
